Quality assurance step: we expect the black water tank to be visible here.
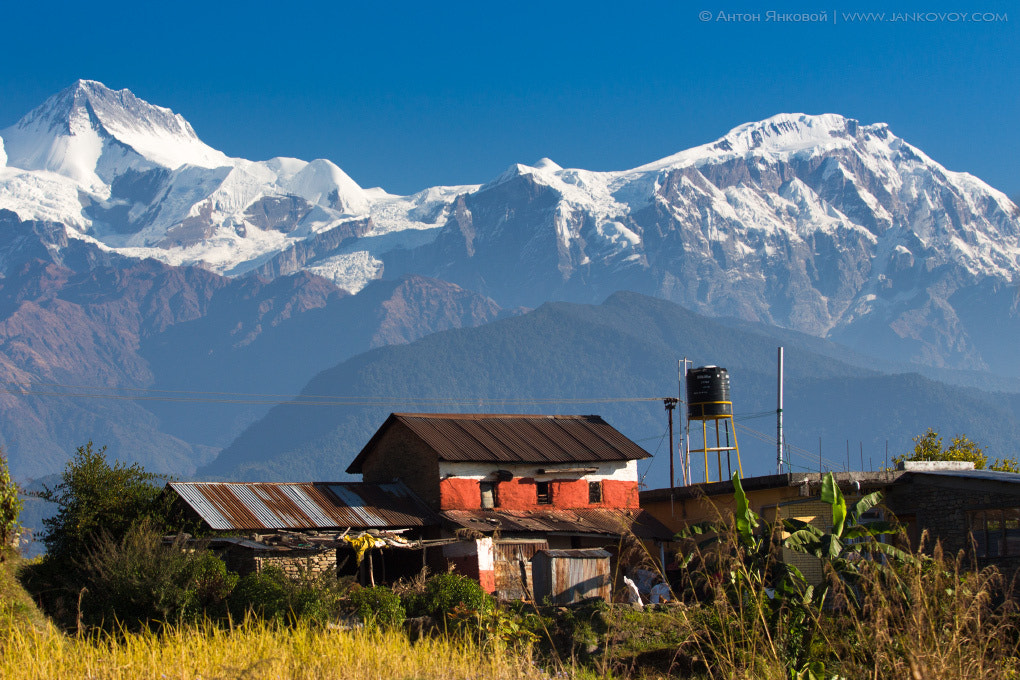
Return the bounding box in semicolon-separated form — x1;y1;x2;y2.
687;365;732;418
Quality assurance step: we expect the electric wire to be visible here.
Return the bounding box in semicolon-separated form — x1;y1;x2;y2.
3;379;878;473
733;421;844;470
0;381;666;407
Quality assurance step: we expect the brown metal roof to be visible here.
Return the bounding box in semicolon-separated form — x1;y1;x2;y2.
167;481;439;532
347;413;650;474
440;508;674;541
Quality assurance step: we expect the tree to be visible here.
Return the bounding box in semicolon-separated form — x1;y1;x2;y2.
40;442;168;565
0;448;22;560
894;429;1019;472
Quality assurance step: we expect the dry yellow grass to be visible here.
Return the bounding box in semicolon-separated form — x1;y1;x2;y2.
0;617;567;680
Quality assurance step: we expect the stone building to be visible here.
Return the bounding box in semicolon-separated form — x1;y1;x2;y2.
884;467;1020;576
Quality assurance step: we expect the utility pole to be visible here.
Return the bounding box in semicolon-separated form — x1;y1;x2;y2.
680;358;691;485
664;397;679;517
777;346;785;475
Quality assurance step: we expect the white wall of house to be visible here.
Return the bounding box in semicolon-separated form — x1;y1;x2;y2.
438;460;638;483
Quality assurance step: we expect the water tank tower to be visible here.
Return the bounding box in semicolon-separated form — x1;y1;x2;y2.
686;365;742;482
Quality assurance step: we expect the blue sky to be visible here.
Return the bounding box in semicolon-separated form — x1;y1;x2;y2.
2;1;1016;197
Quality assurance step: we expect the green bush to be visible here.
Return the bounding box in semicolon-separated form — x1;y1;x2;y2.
228;567;348;624
229;567;291;621
347;586;405;626
403;572;493;620
79;520;237;630
0;449;21;561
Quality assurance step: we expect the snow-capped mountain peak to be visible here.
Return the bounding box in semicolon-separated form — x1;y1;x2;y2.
631;113;871;176
1;79;229;186
712;112;861;154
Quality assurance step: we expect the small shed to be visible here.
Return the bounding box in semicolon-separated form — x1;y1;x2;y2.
531;548;611;604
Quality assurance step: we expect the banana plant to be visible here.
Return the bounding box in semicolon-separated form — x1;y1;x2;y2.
783;472;917;593
677;472;806;600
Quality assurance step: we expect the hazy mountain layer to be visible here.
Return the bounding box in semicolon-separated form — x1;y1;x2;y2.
206;293;1020;484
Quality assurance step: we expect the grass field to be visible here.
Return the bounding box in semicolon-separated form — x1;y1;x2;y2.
0;616;575;680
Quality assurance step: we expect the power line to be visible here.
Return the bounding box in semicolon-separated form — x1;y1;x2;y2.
733;421;844;470
0;381;667;408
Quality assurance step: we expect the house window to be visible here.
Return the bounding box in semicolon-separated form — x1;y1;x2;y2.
588;481;603;504
536;481;551;505
480;482;497;509
970;508;1020;557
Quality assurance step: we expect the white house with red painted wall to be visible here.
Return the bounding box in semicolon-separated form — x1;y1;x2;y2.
347;413;673;598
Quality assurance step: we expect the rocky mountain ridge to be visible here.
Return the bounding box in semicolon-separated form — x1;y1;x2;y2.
3;82;1017;373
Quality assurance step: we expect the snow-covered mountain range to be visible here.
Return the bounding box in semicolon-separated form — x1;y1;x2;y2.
1;80;1019;480
3;81;1018;365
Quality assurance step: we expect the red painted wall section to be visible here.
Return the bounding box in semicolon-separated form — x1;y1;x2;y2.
440;478;481;510
551;480;589;507
495;477;538;510
602;480;640;508
478;568;496;593
439;475;640;510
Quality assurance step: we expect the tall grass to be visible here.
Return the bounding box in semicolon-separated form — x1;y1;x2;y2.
0;616;566;680
672;525;1020;680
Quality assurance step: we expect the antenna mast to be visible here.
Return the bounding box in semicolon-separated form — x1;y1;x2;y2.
777;346;785;475
679;358;691;485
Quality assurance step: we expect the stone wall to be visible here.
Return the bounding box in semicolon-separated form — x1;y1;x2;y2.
884;473;1020;575
224;547;337;579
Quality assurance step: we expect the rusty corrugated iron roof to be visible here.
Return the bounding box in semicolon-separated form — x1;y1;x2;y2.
167;481;439;532
347;413;650;474
440;508;674;541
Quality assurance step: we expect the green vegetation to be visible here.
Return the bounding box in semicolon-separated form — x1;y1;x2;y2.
403;571;494;619
348;585;406;626
0;449;22;563
672;471;1018;678
896;428;1020;472
38;441;170;565
4;445;1017;678
78;519;236;629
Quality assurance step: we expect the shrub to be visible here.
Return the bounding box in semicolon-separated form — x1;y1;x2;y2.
347;586;405;627
229;567;349;624
403;572;493;620
229;567;291;621
79;519;237;630
0;450;21;561
291;572;349;623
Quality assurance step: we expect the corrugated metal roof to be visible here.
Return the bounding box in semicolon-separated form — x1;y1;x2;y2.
167;481;439;531
440;508;674;541
348;413;650;473
537;548;612;559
